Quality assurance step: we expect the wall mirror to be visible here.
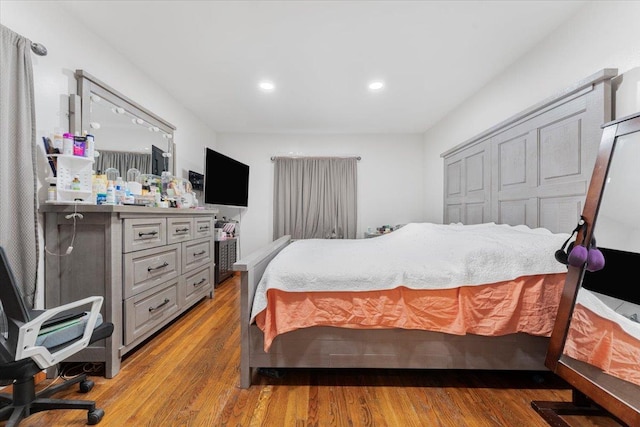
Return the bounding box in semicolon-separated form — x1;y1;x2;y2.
70;69;176;178
533;112;640;426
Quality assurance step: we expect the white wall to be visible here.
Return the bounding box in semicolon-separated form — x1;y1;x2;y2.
215;133;425;256
1;1;217;305
423;1;640;223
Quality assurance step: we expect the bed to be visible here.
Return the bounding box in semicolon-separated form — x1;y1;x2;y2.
235;222;569;388
235;69;617;388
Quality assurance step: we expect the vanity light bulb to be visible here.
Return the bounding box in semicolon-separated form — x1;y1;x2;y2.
368;81;384;91
149;126;159;132
89;122;101;129
90;95;101;103
163;134;173;139
132;118;144;125
259;81;275;91
115;107;125;114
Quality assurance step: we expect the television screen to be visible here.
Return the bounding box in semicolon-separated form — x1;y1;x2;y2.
188;170;204;191
582;247;640;306
204;148;249;207
151;145;165;176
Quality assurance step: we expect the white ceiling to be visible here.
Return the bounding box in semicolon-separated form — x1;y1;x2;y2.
59;1;586;134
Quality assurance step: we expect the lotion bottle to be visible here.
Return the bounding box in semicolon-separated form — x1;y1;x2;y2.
105;184;115;205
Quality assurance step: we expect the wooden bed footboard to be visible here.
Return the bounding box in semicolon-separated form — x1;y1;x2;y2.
233;235;550;389
233;235;292;388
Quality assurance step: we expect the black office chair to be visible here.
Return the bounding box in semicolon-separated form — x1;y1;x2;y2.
0;246;114;426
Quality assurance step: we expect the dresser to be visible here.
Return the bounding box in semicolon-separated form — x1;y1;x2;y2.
41;205;216;378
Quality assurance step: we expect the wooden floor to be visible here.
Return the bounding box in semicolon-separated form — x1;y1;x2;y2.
11;275;624;427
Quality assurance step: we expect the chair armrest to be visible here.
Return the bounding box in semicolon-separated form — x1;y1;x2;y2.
15;296;104;369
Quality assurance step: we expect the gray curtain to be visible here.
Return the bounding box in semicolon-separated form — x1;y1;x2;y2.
95;149;152;177
0;25;38;306
273;157;357;240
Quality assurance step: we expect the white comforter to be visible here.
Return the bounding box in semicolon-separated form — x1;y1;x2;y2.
250;222;570;322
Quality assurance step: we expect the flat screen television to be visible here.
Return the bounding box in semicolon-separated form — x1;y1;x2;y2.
151;145;165;176
204;148;249;207
582;247;640;306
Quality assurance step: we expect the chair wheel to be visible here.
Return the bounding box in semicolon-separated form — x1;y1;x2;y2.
79;379;94;393
87;408;104;425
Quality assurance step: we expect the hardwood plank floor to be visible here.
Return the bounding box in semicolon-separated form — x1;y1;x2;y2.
11;275;624;427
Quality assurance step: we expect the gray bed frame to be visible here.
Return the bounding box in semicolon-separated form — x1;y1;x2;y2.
236;235;550;388
234;69;618;389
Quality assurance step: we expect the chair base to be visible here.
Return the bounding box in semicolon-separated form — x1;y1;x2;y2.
0;373;104;426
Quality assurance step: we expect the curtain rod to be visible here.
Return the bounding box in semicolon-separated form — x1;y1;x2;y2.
271;155;361;161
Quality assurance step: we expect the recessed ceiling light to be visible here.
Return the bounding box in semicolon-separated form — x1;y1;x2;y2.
259;81;275;92
368;81;385;91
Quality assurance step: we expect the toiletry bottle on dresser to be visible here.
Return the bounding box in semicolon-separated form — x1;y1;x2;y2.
85;134;95;159
115;177;125;204
71;175;81;191
48;183;56;201
52;130;64;152
62;133;74;155
105;184;115;205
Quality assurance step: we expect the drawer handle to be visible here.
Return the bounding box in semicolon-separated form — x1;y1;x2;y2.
147;261;169;272
193;278;206;287
199;225;210;231
193;250;206;257
149;298;170;312
176;227;190;233
138;231;158;238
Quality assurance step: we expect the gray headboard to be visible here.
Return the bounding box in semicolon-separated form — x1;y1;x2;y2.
441;69;618;234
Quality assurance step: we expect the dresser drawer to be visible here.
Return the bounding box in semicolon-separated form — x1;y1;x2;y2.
194;217;213;239
123;218;167;253
123;244;181;299
182;237;212;272
123;279;180;345
167;217;194;244
183;265;213;306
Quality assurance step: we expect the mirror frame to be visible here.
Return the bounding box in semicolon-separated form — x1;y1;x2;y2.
70;69;176;176
537;112;640;426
